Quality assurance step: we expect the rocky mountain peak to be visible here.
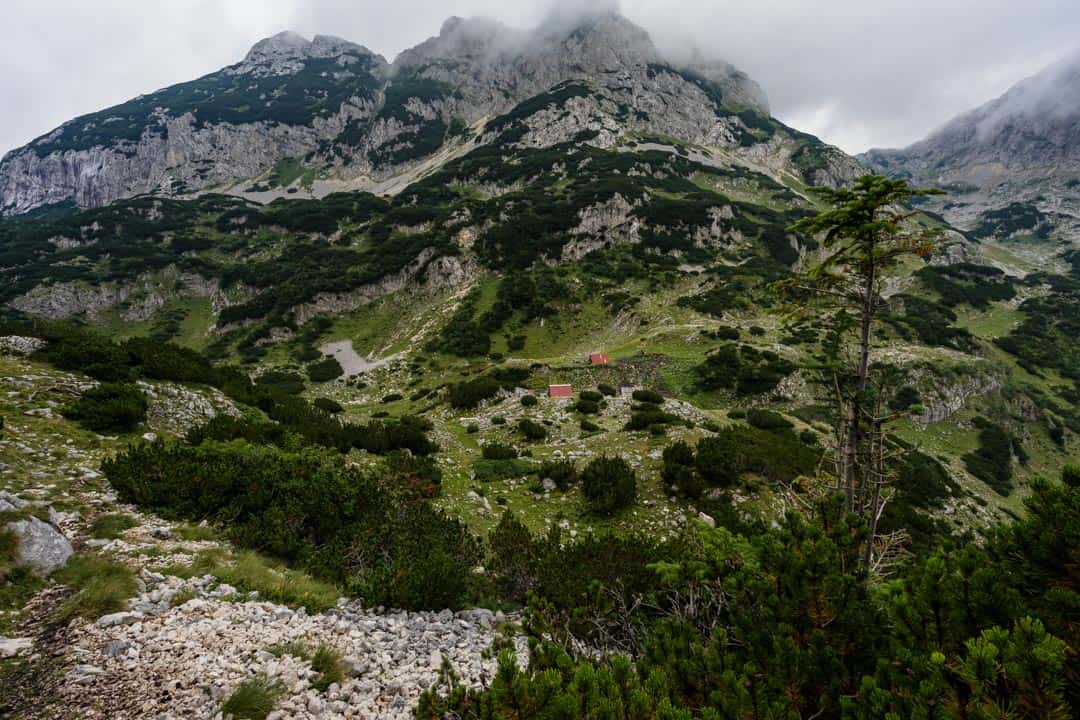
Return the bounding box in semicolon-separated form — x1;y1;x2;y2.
537;9;658;66
237;30;383;76
242;30;310;62
860;49;1080;240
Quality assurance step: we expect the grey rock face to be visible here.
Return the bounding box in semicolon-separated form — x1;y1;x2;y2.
6;514;73;575
860;52;1080;238
0;12;782;216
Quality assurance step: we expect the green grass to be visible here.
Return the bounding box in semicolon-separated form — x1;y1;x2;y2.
311;644;346;691
173;522;219;542
220;675;282;720
54;554;138;621
267;158;314;189
267;640;311;660
89;513;139;540
162;549;339;611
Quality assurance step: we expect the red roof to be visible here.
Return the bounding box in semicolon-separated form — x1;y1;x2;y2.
589;353;610;365
548;384;573;398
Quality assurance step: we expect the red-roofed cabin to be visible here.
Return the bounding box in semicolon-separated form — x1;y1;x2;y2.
548;384;573;398
589;353;610;365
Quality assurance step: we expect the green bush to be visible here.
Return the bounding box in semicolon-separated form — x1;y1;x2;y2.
447;376;502;409
482;442;519;460
520;394;538;407
597;384;617;397
313;397;344;414
538;459;577;491
580;419;600;432
102;440;479;610
517;418;548;442
575;399;600;414
581;456;637;515
746;408;794;430
64;382;147;432
306;356;343;382
632;389;664;404
580;390;604;402
963;418;1015;495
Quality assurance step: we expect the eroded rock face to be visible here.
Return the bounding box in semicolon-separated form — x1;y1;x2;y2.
5;515;73;576
0;12;822;217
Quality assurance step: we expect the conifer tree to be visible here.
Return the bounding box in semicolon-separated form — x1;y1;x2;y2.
785;175;943;566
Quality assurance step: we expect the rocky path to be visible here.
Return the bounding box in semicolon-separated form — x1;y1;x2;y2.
0;346;515;719
55;579;514;719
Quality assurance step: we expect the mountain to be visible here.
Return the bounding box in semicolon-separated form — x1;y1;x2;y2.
861;52;1080;242
0;12;849;217
1;12;1076;552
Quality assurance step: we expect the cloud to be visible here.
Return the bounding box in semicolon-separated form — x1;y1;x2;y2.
2;0;1078;156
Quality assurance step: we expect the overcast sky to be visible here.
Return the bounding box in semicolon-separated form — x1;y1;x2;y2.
3;0;1078;156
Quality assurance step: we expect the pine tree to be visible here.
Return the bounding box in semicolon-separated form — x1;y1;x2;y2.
785;175;943;566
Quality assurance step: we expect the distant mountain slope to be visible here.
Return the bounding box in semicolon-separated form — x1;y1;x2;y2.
861;52;1080;241
0;12;854;217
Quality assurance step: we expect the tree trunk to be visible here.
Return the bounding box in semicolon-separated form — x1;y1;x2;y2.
843;235;877;518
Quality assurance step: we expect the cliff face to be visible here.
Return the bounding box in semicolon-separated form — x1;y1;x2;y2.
860;53;1080;240
0;12;854;216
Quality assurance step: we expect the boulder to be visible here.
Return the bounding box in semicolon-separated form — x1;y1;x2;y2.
0;491;28;513
6;515;73;575
0;637;33;658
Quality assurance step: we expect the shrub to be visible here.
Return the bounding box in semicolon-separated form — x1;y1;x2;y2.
448;376;502;409
539;460;577;490
581;456;637;515
518;418;548;442
575;399;600;414
889;385;922;411
473;458;533;482
102;440;480;610
482;442;519;460
963;418;1015;495
694;425;819;488
256;370;305;395
306;354;343;382
64;382;147;432
382;393;403;403
746;408;794;431
520;394;538;407
221;676;282;720
597;384;617;397
466;423;480;434
632;389;664;404
714;325;740;340
313;397;344;414
1064;464;1080;487
580;419;600;432
580;390;604;402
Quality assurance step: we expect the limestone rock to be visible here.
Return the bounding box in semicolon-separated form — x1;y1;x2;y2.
5;514;73;575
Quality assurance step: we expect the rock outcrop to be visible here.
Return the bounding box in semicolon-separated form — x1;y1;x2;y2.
5;513;73;576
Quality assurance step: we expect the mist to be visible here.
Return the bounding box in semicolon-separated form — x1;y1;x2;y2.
2;0;1079;156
